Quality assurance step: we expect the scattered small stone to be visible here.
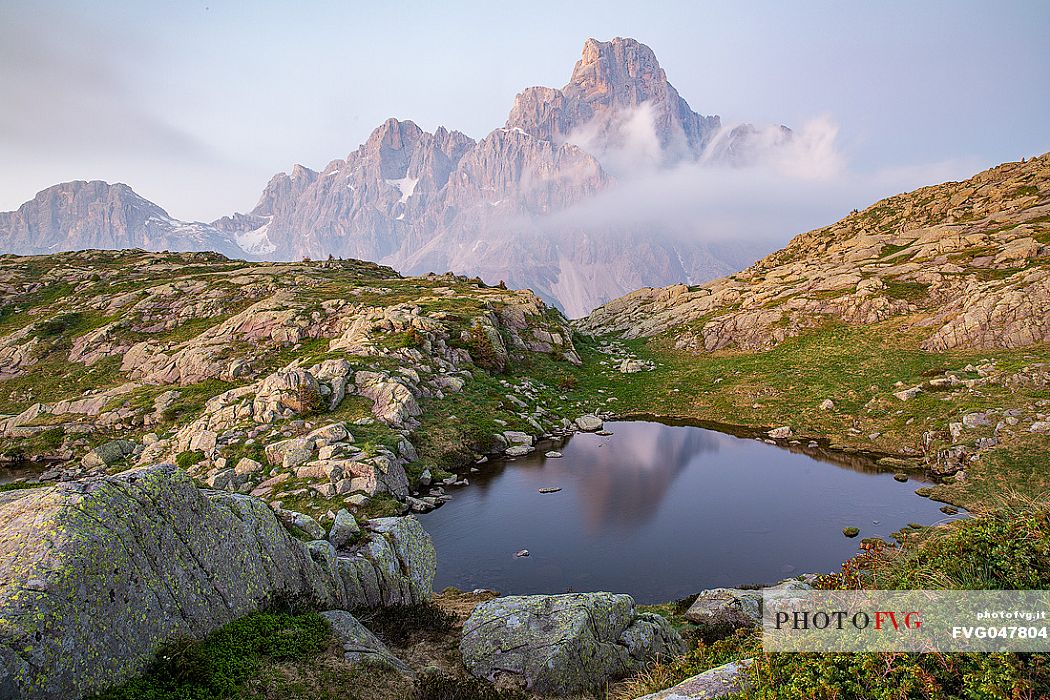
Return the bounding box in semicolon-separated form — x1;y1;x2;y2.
893;473;908;482
940;505;960;515
544;451;563;458
893;386;923;401
842;527;860;538
515;549;530;558
538;487;561;494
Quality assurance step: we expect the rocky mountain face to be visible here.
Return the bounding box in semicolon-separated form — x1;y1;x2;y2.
0;37;782;317
505;37;722;162
580;154;1050;352
0;181;242;258
219;37;773;316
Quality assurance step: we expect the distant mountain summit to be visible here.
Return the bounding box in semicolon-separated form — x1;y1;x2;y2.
507;37;722;161
0;181;241;258
0;37;788;316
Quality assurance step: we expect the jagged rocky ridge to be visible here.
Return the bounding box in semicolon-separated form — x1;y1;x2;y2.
1;37;782;316
580;153;1050;352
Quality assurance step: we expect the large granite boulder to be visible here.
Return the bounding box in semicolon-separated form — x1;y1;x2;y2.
460;593;685;695
683;580;813;630
0;464;435;700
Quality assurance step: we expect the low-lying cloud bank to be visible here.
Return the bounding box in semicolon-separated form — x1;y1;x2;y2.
544;108;978;253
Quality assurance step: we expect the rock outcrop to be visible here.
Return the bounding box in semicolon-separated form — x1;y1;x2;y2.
580;153;1050;352
460;592;685;695
683;579;813;630
0;464;435;700
0;250;582;517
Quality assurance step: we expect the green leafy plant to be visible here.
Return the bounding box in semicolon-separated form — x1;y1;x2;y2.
90;611;331;700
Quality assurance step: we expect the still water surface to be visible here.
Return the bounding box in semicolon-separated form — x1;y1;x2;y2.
420;420;960;603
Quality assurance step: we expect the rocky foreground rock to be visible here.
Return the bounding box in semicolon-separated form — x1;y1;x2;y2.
634;660;751;700
0;463;435;700
460;592;685;695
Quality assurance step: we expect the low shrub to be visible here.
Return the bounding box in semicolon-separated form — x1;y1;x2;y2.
356;603;456;647
91;611;331;700
413;672;526;700
175;450;205;470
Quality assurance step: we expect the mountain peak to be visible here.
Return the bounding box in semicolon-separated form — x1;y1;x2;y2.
506;36;719;162
570;36;666;100
0;180;242;257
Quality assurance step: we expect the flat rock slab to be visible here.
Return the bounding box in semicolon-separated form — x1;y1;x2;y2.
634;659;751;699
320;610;412;675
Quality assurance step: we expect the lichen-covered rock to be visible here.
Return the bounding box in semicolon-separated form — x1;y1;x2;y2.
328;508;360;550
274;507;326;540
0;464;435;700
460;593;684;695
320;610;412;674
634;659;751;700
80;439;137;469
575;414;603;432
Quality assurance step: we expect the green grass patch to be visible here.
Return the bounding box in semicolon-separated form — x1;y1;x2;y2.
0;355;123;414
878;242;913;259
90;611;332;700
0;480;49;493
175;450;205;470
1010;185;1039;198
882;279;930;302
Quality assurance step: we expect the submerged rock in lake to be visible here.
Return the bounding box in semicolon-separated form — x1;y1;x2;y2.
460;592;685;694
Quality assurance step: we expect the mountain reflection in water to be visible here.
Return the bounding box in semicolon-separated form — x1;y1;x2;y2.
420;420;958;603
562;422;719;531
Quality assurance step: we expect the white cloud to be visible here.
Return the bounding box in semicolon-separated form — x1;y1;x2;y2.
541;106;980;250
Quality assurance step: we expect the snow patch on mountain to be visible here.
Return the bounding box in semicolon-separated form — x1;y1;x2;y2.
235;220;277;254
385;176;419;203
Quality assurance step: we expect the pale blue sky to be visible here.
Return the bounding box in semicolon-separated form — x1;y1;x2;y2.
1;0;1047;221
